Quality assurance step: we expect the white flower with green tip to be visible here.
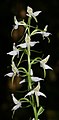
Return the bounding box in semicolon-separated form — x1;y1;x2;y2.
25;82;46;107
17;34;39;48
5;61;19;77
40;55;53;70
14;16;26;29
26;6;42;22
7;43;19;57
11;94;22;111
34;25;51;39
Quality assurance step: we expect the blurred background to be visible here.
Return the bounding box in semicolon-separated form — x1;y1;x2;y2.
0;0;59;120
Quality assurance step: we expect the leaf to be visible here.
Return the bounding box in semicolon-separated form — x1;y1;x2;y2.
37;106;44;116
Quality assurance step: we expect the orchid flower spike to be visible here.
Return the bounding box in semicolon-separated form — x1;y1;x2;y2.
26;6;42;22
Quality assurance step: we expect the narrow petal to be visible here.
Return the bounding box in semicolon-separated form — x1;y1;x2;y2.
36;91;46;98
25;90;34;97
12;94;20;104
17;43;27;48
5;72;13;77
30;69;33;76
30;41;39;47
44;25;48;31
7;51;17;56
40;55;50;64
31;77;44;82
14;16;18;25
44;64;53;70
19;79;25;84
33;11;42;16
12;103;21;111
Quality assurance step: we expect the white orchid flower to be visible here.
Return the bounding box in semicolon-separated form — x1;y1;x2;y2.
5;61;19;77
40;55;53;70
11;94;22;111
17;34;39;48
11;16;27;36
34;25;51;39
26;6;42;22
7;43;19;57
25;82;46;107
14;16;26;29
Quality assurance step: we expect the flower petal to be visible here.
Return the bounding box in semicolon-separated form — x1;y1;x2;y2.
7;51;18;56
31;77;44;82
30;41;39;46
25;90;34;97
17;43;27;48
44;64;53;70
12;94;20;104
44;25;48;31
5;72;13;77
43;32;51;37
19;79;25;84
30;69;33;76
40;55;50;64
12;103;21;111
27;6;33;14
33;11;42;16
36;91;46;98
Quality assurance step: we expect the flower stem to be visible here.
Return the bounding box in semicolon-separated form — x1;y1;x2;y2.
27;17;32;90
33;105;38;120
27;17;38;120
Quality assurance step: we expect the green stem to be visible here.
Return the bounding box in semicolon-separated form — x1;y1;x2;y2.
27;17;32;90
33;105;38;120
27;17;38;120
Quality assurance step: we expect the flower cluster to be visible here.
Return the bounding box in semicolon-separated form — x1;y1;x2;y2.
5;6;52;120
